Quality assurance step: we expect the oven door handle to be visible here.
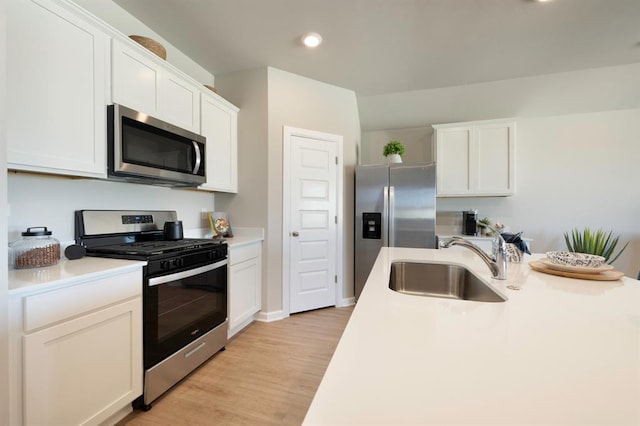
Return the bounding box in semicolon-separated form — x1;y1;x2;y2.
148;259;228;287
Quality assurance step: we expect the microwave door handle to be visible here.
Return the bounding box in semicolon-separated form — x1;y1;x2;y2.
192;141;202;174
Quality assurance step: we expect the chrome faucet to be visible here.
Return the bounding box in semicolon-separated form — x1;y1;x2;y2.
440;234;508;280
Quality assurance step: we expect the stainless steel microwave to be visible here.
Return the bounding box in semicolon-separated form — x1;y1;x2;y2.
107;104;206;187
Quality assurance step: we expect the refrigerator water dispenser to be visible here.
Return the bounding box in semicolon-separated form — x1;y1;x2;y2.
362;213;382;239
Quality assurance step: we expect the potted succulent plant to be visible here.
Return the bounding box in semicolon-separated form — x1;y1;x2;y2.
383;140;405;163
564;227;628;264
477;217;493;236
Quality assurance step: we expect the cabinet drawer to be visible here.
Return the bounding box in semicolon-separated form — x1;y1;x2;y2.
229;243;261;266
23;270;141;332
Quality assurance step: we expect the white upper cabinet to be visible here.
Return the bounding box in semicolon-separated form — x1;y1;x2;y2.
6;0;240;187
112;39;201;133
6;0;109;178
434;119;515;197
199;91;239;193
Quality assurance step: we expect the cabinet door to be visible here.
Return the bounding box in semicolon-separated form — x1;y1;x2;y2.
435;120;515;197
111;39;160;116
112;40;201;133
475;124;515;195
23;298;142;426
436;128;473;195
228;244;262;337
158;73;201;132
199;93;239;193
7;0;108;177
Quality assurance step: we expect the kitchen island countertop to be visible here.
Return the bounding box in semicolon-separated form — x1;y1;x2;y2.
304;248;640;425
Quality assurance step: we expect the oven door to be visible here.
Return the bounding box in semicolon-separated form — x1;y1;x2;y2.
144;259;227;368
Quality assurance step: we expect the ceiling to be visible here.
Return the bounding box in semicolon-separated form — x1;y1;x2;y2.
113;0;640;98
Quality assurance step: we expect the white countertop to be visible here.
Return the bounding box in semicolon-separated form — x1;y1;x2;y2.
225;234;264;248
304;248;640;425
185;226;264;248
9;257;146;295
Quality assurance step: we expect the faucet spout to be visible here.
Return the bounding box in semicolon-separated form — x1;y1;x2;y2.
441;234;508;280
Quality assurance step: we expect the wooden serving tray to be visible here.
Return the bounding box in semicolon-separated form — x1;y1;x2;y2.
529;261;624;281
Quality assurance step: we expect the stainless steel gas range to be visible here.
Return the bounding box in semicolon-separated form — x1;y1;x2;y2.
75;210;228;410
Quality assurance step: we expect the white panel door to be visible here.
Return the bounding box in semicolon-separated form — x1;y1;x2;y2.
289;135;338;313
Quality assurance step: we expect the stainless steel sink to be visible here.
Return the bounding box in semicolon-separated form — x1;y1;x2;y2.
389;261;507;303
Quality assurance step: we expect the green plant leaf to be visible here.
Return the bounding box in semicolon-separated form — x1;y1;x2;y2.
383;140;406;157
563;227;628;264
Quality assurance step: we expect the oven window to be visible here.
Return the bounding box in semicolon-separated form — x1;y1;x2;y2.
145;263;227;368
157;280;221;342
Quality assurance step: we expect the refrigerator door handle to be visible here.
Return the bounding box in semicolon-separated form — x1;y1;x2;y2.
388;185;395;247
383;186;389;247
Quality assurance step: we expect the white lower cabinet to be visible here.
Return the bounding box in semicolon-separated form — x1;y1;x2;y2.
9;269;143;426
228;242;262;338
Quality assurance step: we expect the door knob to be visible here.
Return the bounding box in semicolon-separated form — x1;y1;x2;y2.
292;231;300;237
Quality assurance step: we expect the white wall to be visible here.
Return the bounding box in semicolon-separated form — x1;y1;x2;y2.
358;64;640;278
358;63;640;131
214;68;269;229
214;68;270;312
1;0;11;420
267;67;360;311
360;126;433;165
72;0;213;85
215;67;360;316
437;109;640;278
7;173;215;244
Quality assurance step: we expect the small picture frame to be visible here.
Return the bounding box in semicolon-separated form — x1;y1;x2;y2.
208;212;233;238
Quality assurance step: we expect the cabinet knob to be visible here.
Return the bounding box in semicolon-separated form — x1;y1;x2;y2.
292;231;300;237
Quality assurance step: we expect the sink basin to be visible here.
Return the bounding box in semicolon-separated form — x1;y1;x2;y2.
389;261;507;303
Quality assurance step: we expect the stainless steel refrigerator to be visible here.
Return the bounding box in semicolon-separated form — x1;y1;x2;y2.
355;163;437;299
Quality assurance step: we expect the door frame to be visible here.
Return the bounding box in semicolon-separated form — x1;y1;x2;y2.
282;126;344;316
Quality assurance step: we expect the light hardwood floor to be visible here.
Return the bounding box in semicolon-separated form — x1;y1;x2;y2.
117;306;354;426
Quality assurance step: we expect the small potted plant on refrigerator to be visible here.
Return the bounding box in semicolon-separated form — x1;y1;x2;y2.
383;140;405;163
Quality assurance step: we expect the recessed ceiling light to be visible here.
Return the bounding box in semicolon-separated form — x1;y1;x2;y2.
302;32;323;48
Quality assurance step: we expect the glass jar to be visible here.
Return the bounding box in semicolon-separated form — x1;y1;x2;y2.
11;227;61;269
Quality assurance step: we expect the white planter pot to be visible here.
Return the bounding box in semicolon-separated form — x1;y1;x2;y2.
387;154;402;164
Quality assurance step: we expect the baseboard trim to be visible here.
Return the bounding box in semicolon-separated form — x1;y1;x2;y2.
255;310;288;323
337;297;356;307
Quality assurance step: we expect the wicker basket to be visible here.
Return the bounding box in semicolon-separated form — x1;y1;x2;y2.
203;84;217;93
129;35;167;60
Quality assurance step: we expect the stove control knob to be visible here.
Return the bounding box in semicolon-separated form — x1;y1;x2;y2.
175;258;184;268
160;260;170;270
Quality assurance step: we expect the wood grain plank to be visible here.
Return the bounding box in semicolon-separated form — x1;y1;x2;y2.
117;306;353;426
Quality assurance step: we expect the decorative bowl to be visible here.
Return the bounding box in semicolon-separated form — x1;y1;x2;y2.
545;251;605;268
